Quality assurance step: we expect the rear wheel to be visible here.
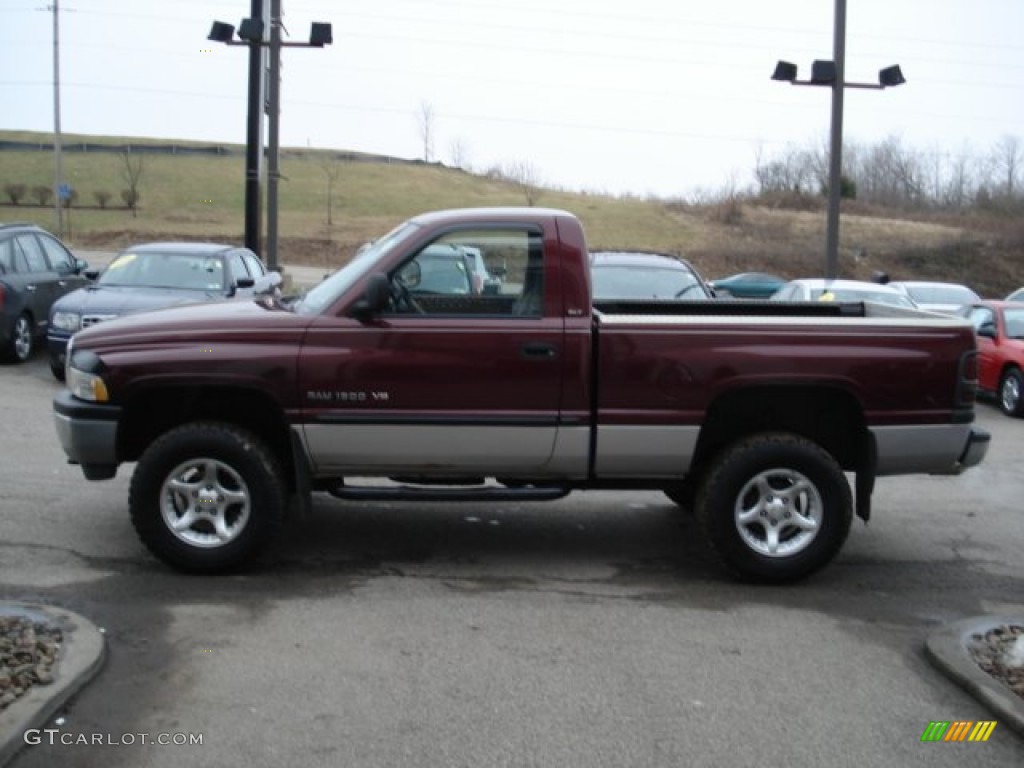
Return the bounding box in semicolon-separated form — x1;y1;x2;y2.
129;422;286;573
999;368;1024;417
1;313;34;363
695;432;852;583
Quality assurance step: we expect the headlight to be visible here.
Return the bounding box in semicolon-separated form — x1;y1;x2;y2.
66;366;110;402
52;311;82;332
66;341;110;402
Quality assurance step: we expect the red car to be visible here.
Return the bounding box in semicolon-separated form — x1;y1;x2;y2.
964;300;1024;416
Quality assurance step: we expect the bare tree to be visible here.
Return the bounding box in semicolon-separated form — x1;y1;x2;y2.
448;137;471;170
991;134;1022;199
501;160;544;206
120;150;144;218
417;101;435;163
320;155;343;227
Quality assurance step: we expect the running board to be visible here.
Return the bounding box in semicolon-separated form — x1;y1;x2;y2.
327;484;571;502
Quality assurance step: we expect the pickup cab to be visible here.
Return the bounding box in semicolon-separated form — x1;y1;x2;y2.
52;208;990;582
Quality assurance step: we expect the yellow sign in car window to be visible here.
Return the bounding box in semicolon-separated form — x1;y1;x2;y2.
107;253;138;270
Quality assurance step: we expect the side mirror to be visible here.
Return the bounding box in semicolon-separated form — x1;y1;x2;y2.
976;323;996;339
74;258;89;275
253;272;282;296
352;273;391;318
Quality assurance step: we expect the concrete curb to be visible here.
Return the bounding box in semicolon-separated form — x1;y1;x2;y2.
924;615;1024;739
0;603;106;767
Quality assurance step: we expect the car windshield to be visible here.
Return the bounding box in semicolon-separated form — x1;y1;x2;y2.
592;265;706;299
295;222;420;315
98;251;226;291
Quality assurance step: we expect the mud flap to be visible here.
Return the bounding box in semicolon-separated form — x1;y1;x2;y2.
289;430;314;518
855;433;877;523
855;469;873;523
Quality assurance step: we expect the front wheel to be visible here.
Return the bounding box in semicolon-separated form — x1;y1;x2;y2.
695;432;852;584
998;368;1024;417
129;422;286;573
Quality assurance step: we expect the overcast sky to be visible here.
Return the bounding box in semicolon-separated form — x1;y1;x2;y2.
2;0;1023;198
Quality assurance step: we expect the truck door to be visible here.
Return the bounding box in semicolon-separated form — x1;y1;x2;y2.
300;225;566;474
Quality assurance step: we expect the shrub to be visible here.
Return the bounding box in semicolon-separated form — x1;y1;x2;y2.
707;197;744;226
94;190;112;209
3;183;27;205
32;185;53;206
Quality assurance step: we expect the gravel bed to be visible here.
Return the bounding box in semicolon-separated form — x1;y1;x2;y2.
0;616;63;710
968;623;1024;698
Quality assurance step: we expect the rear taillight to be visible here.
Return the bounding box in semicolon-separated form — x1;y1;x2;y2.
957;350;978;406
0;283;5;309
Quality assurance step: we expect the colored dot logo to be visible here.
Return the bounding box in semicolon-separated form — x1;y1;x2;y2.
200;48;213;53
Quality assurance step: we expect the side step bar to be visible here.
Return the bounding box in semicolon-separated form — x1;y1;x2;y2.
327;483;571;503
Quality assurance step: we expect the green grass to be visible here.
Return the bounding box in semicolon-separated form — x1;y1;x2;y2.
2;130;1022;295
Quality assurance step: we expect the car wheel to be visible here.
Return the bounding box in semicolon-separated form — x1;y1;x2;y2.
998;368;1024;417
129;422;285;573
49;357;66;381
1;313;34;363
695;432;852;584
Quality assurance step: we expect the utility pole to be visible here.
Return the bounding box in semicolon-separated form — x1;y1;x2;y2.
824;0;847;281
771;0;904;279
266;0;282;271
51;0;64;238
243;0;266;256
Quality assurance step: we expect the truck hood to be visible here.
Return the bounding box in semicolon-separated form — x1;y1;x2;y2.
72;296;307;349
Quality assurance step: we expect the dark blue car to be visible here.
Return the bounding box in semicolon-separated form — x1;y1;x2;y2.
47;242;278;379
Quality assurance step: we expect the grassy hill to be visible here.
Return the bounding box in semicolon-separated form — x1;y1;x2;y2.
2;130;1022;296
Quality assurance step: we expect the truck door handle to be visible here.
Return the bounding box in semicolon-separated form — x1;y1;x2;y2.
521;342;557;359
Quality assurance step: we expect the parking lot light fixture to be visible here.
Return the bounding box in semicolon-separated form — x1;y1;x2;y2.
771;60;798;82
209;4;332;270
207;21;235;43
771;0;905;279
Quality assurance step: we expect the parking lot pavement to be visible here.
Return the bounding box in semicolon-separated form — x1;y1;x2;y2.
0;353;1022;767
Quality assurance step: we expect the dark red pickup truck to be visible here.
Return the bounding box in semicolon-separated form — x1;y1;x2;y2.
53;208;989;582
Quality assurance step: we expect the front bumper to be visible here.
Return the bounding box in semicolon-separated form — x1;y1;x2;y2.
52;390;122;480
46;332;71;369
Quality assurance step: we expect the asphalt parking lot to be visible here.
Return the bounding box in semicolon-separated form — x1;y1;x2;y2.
1;350;1022;767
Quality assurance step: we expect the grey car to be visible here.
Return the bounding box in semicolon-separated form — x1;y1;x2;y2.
47;242;278;379
0;222;89;363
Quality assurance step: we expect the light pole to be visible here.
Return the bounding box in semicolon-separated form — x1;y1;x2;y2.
50;0;64;238
208;9;332;271
208;2;267;257
772;0;905;279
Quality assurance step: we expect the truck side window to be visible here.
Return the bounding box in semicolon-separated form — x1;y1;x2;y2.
386;228;544;317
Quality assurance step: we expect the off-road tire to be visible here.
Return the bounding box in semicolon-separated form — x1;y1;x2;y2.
695;432;852;584
130;422;286;573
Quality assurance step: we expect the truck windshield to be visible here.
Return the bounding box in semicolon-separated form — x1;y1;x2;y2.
295;222;420;315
